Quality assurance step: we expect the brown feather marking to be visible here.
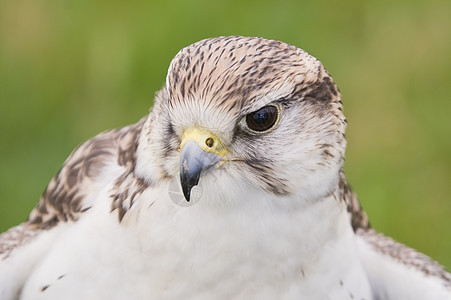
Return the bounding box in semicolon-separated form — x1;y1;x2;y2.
338;168;450;285
0;224;42;260
338;170;370;232
338;170;371;232
26;116;147;230
110;172;149;222
167;36;309;112
358;228;451;287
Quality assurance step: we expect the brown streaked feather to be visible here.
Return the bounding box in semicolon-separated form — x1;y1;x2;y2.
339;172;450;286
0;117;147;258
26;116;147;230
0;224;42;260
0;116;147;261
336;167;450;285
167;36;323;112
337;170;371;232
357;228;451;287
110;170;150;222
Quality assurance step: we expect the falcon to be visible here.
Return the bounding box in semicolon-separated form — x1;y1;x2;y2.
0;36;450;300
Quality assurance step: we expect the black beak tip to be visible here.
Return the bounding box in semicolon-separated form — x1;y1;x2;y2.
182;186;191;202
180;170;201;202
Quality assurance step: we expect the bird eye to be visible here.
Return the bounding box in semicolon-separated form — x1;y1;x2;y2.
245;105;279;132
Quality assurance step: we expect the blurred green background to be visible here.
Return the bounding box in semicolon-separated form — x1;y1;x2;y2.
0;0;450;270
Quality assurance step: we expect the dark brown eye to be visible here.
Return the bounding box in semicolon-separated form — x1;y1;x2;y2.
245;105;279;132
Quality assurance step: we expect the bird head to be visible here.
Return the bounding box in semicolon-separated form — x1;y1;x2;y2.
136;36;346;206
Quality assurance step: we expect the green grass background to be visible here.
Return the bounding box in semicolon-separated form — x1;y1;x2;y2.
0;0;450;271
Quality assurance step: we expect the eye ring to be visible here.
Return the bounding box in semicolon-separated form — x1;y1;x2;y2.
243;105;280;133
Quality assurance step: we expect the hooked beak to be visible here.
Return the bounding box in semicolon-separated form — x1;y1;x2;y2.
179;128;228;202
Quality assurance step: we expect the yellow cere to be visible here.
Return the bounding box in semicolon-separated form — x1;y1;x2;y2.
180;127;229;157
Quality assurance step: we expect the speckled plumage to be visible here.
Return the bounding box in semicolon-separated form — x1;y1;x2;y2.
1;36;450;300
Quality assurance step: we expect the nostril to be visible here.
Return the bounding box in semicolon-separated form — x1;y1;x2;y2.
205;137;214;148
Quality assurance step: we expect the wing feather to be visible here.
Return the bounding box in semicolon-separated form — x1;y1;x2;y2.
357;228;451;299
0;116;146;259
358;228;451;287
340;171;451;297
338;170;370;232
0;117;147;299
